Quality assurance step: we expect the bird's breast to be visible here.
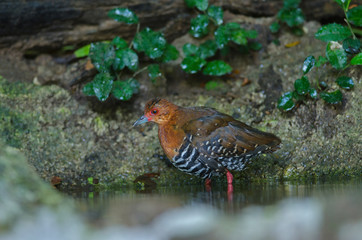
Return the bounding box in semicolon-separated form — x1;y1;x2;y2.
158;124;185;160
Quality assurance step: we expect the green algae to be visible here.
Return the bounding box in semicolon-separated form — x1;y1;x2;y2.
0;106;31;148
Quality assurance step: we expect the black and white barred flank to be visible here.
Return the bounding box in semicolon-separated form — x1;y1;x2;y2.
171;135;270;179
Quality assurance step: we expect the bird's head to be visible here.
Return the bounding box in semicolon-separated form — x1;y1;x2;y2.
133;98;177;126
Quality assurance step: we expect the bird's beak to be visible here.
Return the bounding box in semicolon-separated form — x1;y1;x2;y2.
133;115;149;127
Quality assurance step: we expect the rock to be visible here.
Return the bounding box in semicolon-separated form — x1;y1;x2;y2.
34;54;66;85
0;140;67;228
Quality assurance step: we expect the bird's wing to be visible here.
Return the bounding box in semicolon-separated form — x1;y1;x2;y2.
182;113;281;160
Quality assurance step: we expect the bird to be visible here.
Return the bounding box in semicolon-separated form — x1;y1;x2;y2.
133;98;281;189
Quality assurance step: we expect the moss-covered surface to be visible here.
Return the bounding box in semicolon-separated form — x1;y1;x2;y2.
0;21;361;191
0;75;172;189
0;140;68;230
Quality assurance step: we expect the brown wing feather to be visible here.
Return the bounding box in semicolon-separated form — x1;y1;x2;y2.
182;112;281;159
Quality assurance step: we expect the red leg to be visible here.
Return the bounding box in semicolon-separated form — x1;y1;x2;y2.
205;178;212;192
226;170;233;184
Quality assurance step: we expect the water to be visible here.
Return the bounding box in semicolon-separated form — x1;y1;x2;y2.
70;180;362;225
2;180;362;240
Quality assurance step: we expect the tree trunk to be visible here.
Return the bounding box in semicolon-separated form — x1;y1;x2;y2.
0;0;343;51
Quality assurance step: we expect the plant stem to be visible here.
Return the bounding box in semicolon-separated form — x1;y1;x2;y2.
342;63;351;71
129;23;140;49
343;10;356;39
132;66;148;78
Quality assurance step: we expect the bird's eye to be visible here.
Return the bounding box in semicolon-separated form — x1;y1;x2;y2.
150;109;158;115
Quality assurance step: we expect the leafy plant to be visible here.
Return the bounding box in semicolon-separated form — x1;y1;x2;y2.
277;1;361;112
181;0;260;76
75;8;179;101
270;0;305;36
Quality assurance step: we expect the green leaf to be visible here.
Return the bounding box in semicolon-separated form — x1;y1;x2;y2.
74;44;91;58
320;90;342;104
315;56;327;67
315;23;352;42
248;42;263;51
202;60;232;76
230;29;247;45
342;38;361;54
270;22;281;33
89;42;115;73
108;8;139;24
113;48;139;72
225;22;241;29
181;56;207;74
302;56;316;74
326;42;348;70
207;5;223;25
197;40;218;59
129;78;140;94
148;64;161;83
308;88;317;99
205;80;224;91
294;76;310;95
283;0;301;9
277;92;295;111
82;81;95;96
336;76;354;89
214;25;229;48
111;36;128;49
195;0;208;11
350;52;362;65
334;0;352;11
183;43;199;56
112;79;139;101
93;72;114;101
214;22;246;48
292;90;305;101
277;8;305;27
133;28;167;59
184;0;196;8
190;15;209;38
184;0;208;11
244;29;258;39
159;44;179;63
347;6;362;26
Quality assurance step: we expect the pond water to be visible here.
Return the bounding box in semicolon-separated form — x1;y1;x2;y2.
3;179;362;240
68;179;362;229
